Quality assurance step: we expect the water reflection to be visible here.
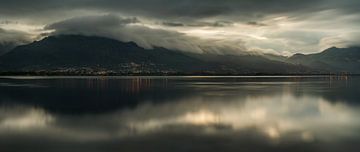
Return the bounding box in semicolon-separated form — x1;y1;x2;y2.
0;106;54;130
124;94;360;141
0;76;359;152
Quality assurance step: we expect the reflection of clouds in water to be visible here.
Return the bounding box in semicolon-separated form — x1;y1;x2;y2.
0;93;359;143
126;109;222;133
0;107;54;129
125;94;360;141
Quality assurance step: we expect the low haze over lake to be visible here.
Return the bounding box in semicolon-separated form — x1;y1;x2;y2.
0;76;359;152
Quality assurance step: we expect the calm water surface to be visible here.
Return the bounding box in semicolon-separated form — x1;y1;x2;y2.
0;76;359;152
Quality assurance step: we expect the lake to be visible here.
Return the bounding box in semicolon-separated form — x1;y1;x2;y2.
0;76;359;152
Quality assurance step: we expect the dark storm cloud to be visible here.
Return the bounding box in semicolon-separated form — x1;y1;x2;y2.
247;21;267;27
1;0;360;54
45;15;250;54
162;21;233;27
45;15;140;33
162;22;185;27
44;15;204;52
0;0;359;21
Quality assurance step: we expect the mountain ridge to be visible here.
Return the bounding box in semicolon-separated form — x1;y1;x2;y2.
0;35;358;75
288;47;360;73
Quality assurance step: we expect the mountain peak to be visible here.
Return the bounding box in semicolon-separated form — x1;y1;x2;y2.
292;53;306;56
322;46;339;53
287;46;360;73
288;53;306;60
328;46;338;49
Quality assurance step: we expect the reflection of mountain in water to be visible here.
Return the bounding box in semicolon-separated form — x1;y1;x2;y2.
0;76;359;114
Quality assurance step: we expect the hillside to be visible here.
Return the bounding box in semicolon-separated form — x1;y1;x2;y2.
288;47;360;73
0;35;317;75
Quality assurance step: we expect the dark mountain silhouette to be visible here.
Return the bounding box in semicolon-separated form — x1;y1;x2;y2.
0;35;208;74
1;35;356;75
187;53;308;74
288;47;360;74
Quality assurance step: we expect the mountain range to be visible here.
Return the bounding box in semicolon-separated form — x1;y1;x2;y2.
288;47;360;73
0;35;358;75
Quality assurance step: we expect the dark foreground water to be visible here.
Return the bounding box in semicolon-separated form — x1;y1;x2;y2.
0;76;359;152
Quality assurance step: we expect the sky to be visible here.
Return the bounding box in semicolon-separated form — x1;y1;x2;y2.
1;0;360;56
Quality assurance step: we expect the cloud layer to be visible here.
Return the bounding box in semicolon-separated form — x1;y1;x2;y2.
0;0;360;55
0;28;32;54
45;15;250;55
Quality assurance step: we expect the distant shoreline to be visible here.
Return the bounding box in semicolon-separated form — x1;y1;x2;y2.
0;72;357;77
